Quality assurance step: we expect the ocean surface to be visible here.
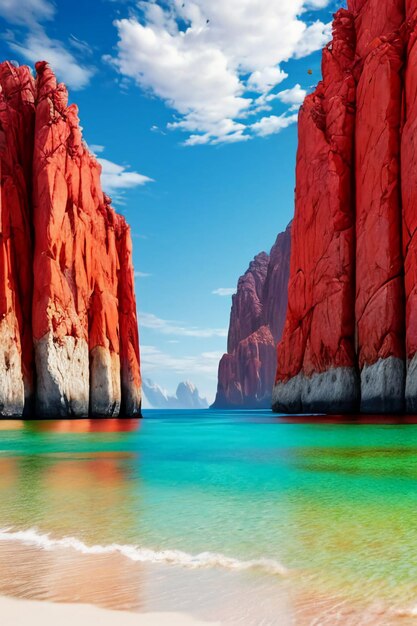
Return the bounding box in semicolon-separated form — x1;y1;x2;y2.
0;409;417;624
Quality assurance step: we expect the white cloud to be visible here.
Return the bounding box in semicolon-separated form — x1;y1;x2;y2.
0;0;54;26
250;84;306;116
140;312;227;338
247;67;288;93
69;34;93;56
295;19;332;59
89;144;105;155
135;271;151;278
141;345;223;378
251;112;299;137
98;158;154;197
277;83;307;106
8;30;94;90
108;0;331;144
150;124;167;135
1;0;94;90
212;288;237;297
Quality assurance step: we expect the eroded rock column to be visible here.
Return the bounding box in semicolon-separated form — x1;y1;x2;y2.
353;0;405;413
273;9;359;414
115;216;142;416
0;63;35;416
401;0;417;411
87;203;121;417
32;63;90;417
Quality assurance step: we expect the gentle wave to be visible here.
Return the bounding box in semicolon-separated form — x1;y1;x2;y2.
0;527;288;576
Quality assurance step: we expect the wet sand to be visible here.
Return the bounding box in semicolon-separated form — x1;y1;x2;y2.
0;595;219;625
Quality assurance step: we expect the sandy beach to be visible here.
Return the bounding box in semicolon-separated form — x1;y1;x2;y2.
0;595;220;626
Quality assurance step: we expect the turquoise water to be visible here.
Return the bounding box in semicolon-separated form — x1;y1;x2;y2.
1;409;417;622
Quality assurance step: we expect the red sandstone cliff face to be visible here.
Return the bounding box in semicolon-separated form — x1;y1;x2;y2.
402;0;417;412
263;227;292;342
274;0;417;415
0;61;141;418
0;63;36;416
274;9;359;414
213;224;290;408
226;252;269;355
115;216;142;416
355;22;405;413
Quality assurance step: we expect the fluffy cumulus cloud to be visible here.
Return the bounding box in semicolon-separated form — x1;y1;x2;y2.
294;19;332;59
277;83;307;106
251;112;299;137
0;0;94;90
108;0;332;144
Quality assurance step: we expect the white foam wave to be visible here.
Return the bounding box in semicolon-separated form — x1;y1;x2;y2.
0;527;288;576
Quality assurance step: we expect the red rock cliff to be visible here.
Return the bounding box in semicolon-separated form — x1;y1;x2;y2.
354;0;405;413
274;1;417;415
274;9;358;414
402;0;417;412
213;224;290;408
0;62;35;416
0;61;141;418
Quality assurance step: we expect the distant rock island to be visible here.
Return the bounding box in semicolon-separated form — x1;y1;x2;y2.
0;61;141;418
143;380;208;409
212;224;290;409
274;2;417;415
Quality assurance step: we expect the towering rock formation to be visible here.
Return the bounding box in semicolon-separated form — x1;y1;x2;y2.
213;224;291;409
226;251;269;357
274;9;359;414
0;63;36;417
273;0;417;415
402;0;417;412
115;217;142;417
0;61;142;418
354;0;405;413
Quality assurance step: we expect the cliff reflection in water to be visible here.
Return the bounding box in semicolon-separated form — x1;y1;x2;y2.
23;419;141;434
0;433;142;545
0;432;144;610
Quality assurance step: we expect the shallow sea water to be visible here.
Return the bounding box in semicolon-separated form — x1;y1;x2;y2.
0;409;417;624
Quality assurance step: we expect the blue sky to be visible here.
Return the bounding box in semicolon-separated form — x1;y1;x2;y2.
0;0;342;402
